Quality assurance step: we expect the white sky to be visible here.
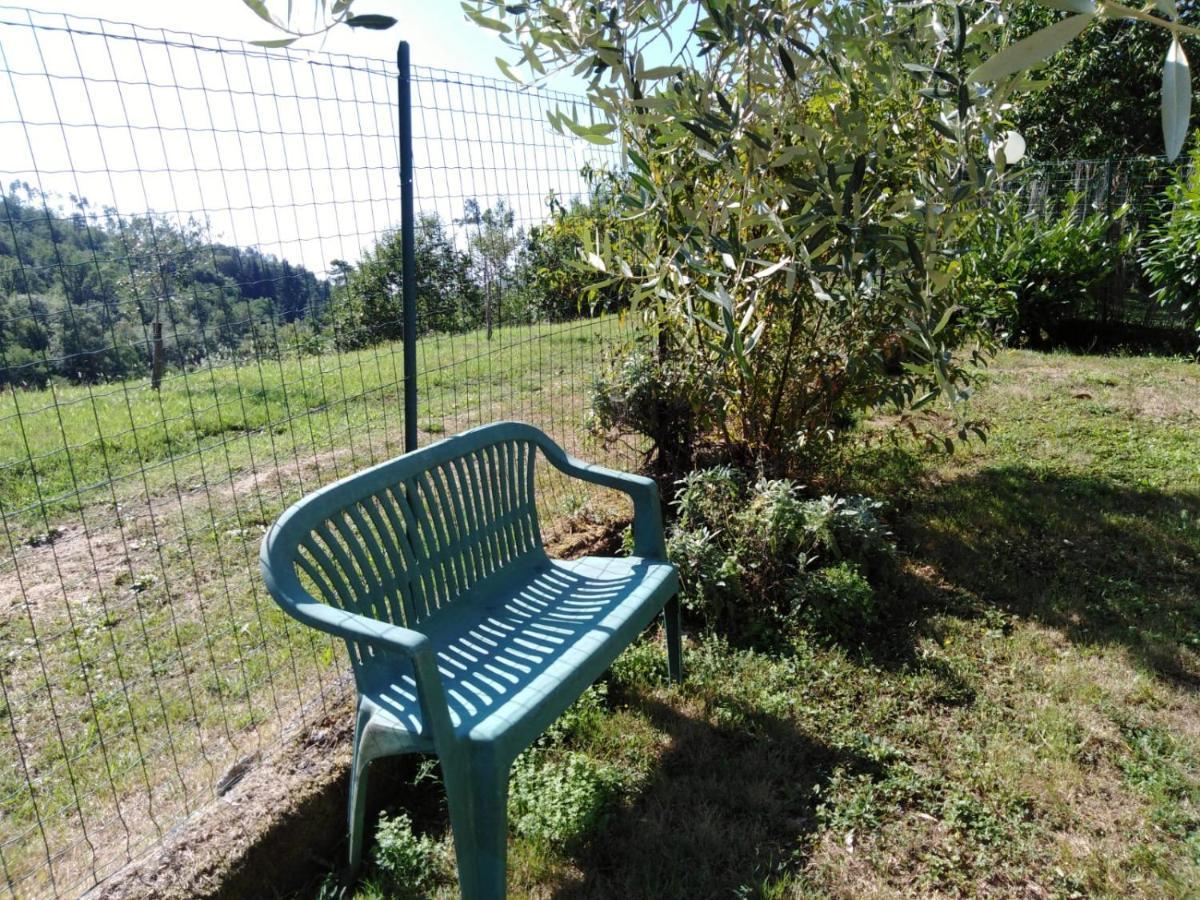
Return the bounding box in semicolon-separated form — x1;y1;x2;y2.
0;1;619;277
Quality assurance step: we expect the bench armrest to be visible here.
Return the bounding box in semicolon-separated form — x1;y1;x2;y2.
291;598;433;658
260;552;460;750
544;453;667;559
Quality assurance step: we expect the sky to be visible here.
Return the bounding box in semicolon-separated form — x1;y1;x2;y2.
11;0;581;86
0;1;618;277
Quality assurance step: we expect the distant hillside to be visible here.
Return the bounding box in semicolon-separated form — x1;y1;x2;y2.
0;183;330;387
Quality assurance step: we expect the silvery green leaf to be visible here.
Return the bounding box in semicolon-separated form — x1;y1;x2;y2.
1162;36;1191;161
969;13;1093;83
243;0;279;26
1036;0;1097;13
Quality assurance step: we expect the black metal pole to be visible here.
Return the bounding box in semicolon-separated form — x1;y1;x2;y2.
399;40;418;453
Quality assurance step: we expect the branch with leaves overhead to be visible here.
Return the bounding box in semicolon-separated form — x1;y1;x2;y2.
972;0;1196;159
241;0;395;48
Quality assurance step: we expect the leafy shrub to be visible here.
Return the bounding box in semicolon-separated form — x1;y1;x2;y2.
956;193;1133;348
371;811;441;896
509;751;623;849
664;467;893;636
797;494;894;573
674;466;743;530
666;523;744;622
1141;148;1200;341
788;561;879;644
589;341;706;475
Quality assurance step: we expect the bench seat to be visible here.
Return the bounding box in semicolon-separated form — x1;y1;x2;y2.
360;555;676;753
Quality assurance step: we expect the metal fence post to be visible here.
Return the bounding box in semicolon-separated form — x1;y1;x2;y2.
399;40;418;453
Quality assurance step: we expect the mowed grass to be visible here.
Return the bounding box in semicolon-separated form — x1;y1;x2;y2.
327;350;1200;899
0;318;623;536
0;317;632;897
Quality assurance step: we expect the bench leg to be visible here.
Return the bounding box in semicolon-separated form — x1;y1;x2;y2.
444;754;509;900
665;593;683;683
347;709;373;875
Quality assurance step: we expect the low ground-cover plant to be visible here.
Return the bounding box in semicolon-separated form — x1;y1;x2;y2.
370;812;443;899
662;466;894;641
508;751;625;850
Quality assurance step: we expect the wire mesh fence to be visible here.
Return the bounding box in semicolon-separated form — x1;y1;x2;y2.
1008;156;1193;335
0;7;629;896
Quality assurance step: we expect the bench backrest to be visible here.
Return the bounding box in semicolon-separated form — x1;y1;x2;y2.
266;423;549;666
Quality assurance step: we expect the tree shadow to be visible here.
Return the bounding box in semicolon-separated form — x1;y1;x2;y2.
893;465;1200;687
556;696;878;898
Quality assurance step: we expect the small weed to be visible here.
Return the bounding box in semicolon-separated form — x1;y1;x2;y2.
370;811;443;897
609;637;668;689
509;750;625;849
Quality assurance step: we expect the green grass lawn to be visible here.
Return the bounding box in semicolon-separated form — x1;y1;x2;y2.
332;349;1200;899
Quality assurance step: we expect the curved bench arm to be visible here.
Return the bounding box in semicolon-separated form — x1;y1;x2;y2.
260;554;459;750
538;446;667;559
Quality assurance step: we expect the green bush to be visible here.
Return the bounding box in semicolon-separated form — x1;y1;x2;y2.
666;523;744;623
370;811;441;897
1141;148;1200;340
589;340;706;476
509;751;624;849
788;561;879;644
956;193;1133;348
664;467;893;636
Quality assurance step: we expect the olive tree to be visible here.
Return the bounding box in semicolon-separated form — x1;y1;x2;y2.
248;0;1195;473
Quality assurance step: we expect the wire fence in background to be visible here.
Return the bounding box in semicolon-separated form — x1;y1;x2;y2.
0;7;627;896
1012;156;1193;335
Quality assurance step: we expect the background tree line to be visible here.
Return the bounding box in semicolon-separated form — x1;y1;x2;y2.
0;178;625;388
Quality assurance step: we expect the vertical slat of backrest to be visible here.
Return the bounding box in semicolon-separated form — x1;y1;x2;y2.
359;495;416;626
481;443;514;565
294;544;343;618
374;484;426;623
424;467;470;603
458;458;496;585
296;532;364;667
516;440;540;555
408;476;452;617
342;502;399;623
330;509;386;620
385;483;436;622
430;462;477;595
447;460;485;592
313;521;372;614
412;470;459;612
497;440;520;558
297;533;366;666
512;439;536;556
464;450;501;579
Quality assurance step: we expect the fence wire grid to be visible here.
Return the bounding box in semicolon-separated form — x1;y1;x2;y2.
0;7;628;896
1011;156;1194;334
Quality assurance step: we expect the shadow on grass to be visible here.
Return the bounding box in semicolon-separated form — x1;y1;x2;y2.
557;697;876;898
896;465;1200;686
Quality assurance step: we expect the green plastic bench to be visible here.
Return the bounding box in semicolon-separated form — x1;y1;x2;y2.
260;421;681;898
